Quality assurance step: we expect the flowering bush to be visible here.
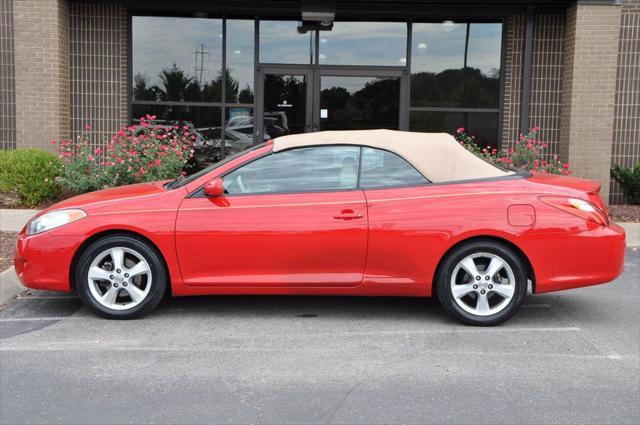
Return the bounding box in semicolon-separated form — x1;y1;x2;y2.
455;127;571;175
54;115;196;194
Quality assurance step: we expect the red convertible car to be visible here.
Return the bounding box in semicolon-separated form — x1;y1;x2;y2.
14;130;625;325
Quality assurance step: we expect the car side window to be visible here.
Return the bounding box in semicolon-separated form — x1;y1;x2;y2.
359;147;428;188
224;146;361;195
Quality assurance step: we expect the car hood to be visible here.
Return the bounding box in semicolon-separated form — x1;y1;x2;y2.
46;180;171;212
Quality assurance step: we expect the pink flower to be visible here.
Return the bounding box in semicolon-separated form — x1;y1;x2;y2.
84;124;92;131
154;159;161;166
456;127;464;134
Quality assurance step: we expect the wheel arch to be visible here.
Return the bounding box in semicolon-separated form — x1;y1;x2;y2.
69;229;171;294
433;235;536;295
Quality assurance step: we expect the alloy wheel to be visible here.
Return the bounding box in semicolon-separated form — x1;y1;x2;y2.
449;252;516;317
87;247;152;310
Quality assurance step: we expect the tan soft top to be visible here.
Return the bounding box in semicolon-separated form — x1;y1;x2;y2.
273;129;513;183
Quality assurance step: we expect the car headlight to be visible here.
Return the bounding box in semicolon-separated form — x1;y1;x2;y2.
27;209;87;235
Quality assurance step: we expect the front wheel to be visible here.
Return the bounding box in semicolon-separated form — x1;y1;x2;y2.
76;234;167;319
436;240;528;326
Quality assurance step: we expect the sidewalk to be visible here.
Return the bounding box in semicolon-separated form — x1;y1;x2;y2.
0;209;39;232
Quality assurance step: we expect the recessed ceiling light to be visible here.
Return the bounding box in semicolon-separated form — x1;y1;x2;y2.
442;20;455;32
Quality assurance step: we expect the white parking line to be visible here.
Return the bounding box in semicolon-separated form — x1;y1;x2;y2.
0;345;626;361
0;316;579;335
15;295;79;300
0;317;69;322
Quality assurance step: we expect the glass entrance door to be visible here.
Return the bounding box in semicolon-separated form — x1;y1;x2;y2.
258;67;405;140
258;67;313;141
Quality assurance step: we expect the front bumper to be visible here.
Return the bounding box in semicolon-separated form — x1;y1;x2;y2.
13;230;80;292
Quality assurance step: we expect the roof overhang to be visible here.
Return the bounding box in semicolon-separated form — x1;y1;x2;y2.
72;0;589;18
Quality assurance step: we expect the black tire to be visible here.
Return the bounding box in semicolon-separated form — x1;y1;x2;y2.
436;240;528;326
75;234;167;319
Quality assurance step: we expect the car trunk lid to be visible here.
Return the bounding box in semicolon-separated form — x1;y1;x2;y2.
528;173;608;220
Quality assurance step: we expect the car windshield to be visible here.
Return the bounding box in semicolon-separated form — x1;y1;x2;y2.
166;143;267;189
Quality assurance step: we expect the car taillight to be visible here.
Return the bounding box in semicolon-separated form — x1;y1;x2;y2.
539;196;609;226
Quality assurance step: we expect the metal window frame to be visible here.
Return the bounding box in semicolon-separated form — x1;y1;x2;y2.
520;7;535;135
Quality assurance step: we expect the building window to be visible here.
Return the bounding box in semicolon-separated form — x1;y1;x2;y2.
259;21;315;65
131;17;255;166
409;22;502;149
319;22;407;66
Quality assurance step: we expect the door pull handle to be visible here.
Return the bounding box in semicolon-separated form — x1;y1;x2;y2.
333;210;364;220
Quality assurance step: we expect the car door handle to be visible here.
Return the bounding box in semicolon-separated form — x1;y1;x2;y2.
333;209;364;220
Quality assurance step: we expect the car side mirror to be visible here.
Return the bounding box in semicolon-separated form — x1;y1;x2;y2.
204;177;225;197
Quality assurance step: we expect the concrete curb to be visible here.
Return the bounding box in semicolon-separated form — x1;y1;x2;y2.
618;222;640;248
0;267;26;306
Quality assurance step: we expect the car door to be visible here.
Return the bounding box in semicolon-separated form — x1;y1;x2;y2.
175;145;367;287
358;147;435;287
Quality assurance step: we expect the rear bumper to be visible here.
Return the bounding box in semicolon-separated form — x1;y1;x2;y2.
13;231;78;292
530;223;626;294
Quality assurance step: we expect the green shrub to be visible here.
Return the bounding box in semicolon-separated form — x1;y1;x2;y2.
0;148;61;207
611;162;640;204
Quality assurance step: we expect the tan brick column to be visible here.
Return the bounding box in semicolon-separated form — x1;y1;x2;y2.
559;1;622;203
13;0;69;151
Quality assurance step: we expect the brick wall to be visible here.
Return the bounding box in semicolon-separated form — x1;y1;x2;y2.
610;0;640;204
528;14;565;159
0;0;16;150
501;14;565;160
13;0;70;151
559;2;622;203
69;2;129;147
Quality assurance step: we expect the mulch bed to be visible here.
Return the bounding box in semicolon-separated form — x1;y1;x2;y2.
0;232;18;273
609;204;640;223
0;192;58;209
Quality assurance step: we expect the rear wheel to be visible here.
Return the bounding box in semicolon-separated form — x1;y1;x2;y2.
76;234;167;319
436;240;527;326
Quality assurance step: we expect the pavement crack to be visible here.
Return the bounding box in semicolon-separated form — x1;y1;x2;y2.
325;378;365;425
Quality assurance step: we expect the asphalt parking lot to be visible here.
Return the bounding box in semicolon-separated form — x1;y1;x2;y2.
1;249;638;425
